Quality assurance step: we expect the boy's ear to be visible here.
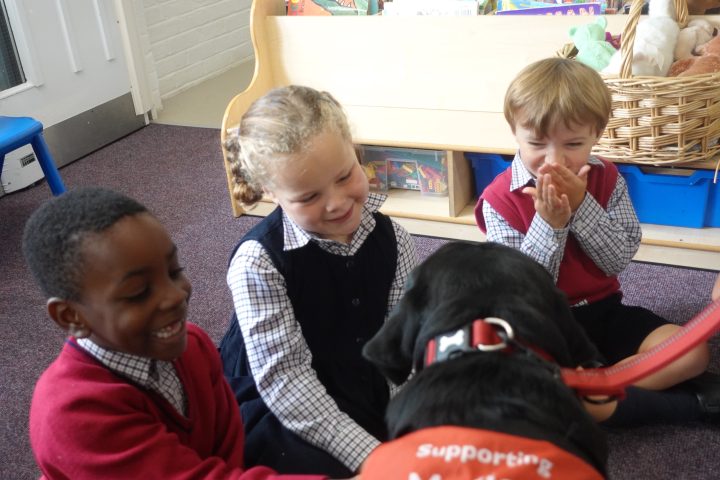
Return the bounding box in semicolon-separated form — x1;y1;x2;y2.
47;298;91;338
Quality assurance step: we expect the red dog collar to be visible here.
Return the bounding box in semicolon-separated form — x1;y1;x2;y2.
424;317;554;367
424;298;720;399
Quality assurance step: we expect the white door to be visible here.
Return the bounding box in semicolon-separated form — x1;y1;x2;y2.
0;0;147;192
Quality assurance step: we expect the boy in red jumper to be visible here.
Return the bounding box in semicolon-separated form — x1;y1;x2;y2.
22;187;329;480
475;57;720;426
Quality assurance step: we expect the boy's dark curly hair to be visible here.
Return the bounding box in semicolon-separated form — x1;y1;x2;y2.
22;187;148;300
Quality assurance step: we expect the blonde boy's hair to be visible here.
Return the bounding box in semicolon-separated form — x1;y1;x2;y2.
223;85;352;207
504;58;612;138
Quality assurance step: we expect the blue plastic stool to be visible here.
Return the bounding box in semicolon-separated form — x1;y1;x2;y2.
0;116;66;196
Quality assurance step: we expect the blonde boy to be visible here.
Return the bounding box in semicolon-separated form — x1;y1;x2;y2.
475;58;720;426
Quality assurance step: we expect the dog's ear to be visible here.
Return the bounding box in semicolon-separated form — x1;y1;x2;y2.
363;303;422;385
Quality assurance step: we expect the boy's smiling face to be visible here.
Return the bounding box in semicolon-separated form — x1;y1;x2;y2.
514;121;599;177
72;213;191;361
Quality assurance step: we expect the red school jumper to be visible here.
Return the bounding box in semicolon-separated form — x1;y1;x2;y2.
30;323;325;480
476;159;621;305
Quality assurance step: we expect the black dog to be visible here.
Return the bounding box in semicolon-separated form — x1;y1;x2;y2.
362;242;608;478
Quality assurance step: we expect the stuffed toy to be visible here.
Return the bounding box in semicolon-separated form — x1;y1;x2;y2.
699;33;720;56
569;17;616;72
674;19;717;61
606;32;621;50
669;34;720;76
603;0;679;77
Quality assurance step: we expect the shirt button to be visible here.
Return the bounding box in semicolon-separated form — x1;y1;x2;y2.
351;298;360;307
355;337;364;344
346;260;354;268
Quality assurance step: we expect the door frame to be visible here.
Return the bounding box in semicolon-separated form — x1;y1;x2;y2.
113;0;156;116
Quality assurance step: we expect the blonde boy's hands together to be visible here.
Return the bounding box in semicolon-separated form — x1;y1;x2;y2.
522;163;590;229
523;172;571;229
544;163;590;211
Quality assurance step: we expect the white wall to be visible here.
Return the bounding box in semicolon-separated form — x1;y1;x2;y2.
142;0;253;101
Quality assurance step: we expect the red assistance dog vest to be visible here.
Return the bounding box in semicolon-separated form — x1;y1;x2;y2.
361;426;602;479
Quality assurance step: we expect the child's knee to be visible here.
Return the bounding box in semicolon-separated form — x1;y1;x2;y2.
665;338;709;379
641;324;709;378
684;342;711;376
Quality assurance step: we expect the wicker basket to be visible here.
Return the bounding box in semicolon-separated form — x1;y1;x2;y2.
562;0;720;168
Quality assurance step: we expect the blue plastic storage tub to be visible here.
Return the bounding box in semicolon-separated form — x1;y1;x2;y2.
616;164;720;228
467;153;513;198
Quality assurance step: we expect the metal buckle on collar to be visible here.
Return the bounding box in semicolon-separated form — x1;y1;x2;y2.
475;317;514;352
424;317;515;367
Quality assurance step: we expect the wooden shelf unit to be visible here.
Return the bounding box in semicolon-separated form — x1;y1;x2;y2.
220;1;720;265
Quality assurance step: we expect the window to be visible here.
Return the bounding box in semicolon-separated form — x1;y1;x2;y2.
0;0;25;91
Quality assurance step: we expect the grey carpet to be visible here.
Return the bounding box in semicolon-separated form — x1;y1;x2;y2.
1;124;718;479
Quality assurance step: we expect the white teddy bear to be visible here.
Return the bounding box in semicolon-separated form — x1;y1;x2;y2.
603;0;680;76
674;18;717;61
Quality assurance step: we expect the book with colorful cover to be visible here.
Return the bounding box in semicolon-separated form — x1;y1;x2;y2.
496;1;602;15
496;0;603;15
382;0;479;16
288;0;375;16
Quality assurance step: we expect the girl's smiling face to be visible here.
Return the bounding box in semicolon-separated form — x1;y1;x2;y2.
72;213;191;361
266;130;369;244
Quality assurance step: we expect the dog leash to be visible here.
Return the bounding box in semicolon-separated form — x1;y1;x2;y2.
424;298;720;398
561;298;720;398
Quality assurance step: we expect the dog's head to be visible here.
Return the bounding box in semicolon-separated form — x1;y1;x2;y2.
363;241;608;475
364;241;602;386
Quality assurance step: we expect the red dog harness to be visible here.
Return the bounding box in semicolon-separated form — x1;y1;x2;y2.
424;299;720;398
361;425;602;479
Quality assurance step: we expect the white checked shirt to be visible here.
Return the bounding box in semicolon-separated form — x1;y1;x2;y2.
76;338;187;416
482;154;641;305
226;192;418;472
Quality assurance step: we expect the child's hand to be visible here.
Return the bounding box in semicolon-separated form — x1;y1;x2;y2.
522;171;572;229
538;163;590;212
575;366;617;422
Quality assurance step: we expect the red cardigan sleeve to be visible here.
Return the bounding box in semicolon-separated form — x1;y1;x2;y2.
30;326;326;480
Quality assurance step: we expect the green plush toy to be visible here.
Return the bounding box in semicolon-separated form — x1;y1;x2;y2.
568;17;616;72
